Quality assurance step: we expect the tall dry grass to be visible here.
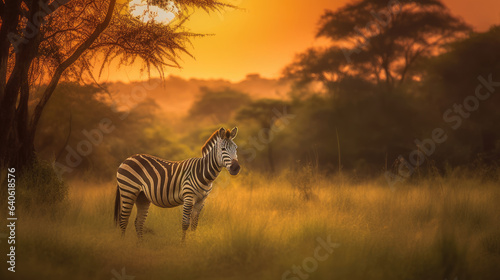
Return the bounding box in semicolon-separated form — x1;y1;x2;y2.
2;170;500;280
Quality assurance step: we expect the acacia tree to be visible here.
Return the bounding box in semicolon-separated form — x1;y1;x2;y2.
284;0;470;93
0;0;231;170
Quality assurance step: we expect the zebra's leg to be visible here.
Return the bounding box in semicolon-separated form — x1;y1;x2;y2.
191;199;205;231
181;194;195;242
135;192;151;241
118;190;139;236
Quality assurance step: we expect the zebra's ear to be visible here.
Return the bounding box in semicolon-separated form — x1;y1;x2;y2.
230;127;238;139
218;127;226;138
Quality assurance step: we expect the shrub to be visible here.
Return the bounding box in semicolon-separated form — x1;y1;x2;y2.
16;159;68;208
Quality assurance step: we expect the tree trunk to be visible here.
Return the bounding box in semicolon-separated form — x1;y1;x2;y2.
0;1;40;171
481;129;496;152
1;117;36;171
0;0;116;172
1;69;36;170
11;134;36;171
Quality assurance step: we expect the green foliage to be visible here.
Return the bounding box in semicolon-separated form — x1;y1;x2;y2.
236;99;289;126
36;82;192;180
285;0;470;91
277;5;497;175
419;25;500;165
140;123;193;160
188;87;251;124
422;25;500;111
17;160;68;207
30;24;500;181
238;92;435;175
235;99;291;173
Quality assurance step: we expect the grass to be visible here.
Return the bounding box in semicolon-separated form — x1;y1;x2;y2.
1;171;500;280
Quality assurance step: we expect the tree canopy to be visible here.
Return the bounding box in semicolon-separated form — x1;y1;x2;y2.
284;0;470;93
0;0;232;169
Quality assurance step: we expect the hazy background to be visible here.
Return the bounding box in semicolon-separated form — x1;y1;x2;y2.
2;1;500;280
101;0;500;82
33;0;500;181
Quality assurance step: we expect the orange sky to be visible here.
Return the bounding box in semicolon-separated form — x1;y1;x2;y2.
101;0;500;83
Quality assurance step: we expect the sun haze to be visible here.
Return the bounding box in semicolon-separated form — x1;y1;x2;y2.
102;0;500;83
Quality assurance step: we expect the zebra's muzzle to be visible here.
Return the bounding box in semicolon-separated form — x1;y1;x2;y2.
229;159;240;175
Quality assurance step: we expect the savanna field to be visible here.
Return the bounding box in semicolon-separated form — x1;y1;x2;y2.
3;0;500;279
2;167;500;280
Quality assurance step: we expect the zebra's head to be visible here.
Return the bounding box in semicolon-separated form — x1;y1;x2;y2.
218;127;240;175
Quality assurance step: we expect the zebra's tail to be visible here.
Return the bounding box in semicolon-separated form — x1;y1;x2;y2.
114;186;120;227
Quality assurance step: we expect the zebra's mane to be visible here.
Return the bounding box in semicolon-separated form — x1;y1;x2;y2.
201;130;221;157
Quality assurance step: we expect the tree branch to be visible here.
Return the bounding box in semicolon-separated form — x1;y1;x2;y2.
0;1;22;101
30;0;117;132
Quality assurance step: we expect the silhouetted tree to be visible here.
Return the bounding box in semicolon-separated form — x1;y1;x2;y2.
284;0;470;94
420;25;500;163
0;0;232;171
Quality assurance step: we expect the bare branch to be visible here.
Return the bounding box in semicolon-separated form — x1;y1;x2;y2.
31;0;117;131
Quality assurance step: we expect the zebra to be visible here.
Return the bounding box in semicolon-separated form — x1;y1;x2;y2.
114;127;240;241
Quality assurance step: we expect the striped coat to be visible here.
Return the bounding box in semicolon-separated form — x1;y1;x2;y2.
114;127;240;241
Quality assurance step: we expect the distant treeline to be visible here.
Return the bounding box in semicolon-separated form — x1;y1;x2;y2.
35;1;500;180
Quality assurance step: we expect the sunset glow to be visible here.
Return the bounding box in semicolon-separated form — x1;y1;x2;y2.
101;0;500;83
3;0;500;278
